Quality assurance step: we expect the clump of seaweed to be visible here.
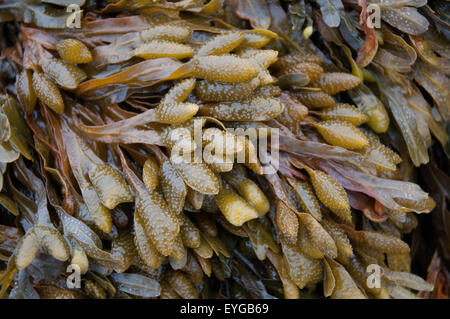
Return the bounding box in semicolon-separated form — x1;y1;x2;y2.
0;0;447;299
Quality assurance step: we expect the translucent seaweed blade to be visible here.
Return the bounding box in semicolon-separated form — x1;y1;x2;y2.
315;0;344;28
375;75;429;166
